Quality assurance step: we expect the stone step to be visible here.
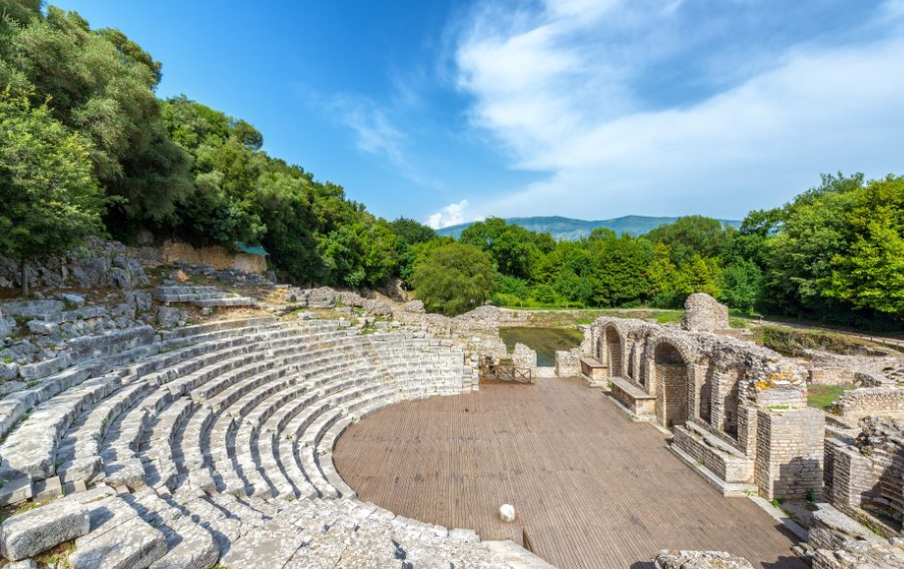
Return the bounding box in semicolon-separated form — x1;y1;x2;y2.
69;494;168;569
124;489;220;569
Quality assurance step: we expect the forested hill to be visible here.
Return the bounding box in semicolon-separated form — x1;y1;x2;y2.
1;3;902;331
437;216;741;240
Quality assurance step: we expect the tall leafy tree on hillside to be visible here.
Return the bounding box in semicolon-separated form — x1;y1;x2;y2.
764;173;863;318
827;175;904;315
461;218;550;279
4;7;194;226
411;243;496;315
645;215;734;265
0;91;104;296
389;218;437;286
0;0;41;25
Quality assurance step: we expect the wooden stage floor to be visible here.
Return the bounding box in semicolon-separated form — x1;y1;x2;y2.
333;377;806;569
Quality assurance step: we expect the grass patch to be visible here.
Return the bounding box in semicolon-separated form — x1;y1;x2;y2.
0;498;51;523
757;325;891;357
35;539;76;568
807;383;855;411
652;311;683;325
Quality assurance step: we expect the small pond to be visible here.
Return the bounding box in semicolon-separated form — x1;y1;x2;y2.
499;327;584;367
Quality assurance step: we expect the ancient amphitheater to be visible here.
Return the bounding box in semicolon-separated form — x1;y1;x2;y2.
0;279;903;569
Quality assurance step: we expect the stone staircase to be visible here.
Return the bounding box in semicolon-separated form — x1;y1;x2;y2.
152;285;258;309
0;317;548;568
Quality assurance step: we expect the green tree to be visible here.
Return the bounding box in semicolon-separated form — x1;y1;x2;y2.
0;91;104;296
460;218;546;279
0;0;41;25
827;175;904;315
719;259;762;314
320;220;398;289
591;233;654;307
411;243;496;315
389;217;436;246
5;8;194;224
646;215;734;265
675;255;722;298
764;173;863;319
646;242;680;307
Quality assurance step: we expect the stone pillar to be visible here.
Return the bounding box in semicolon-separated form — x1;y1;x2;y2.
555;349;579;378
755;407;825;500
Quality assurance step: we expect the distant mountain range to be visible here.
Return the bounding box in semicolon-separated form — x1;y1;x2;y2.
436;215;741;241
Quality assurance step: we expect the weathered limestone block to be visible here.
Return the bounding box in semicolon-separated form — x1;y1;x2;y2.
512;343;537;372
403;300;425;313
26;320;58;335
681;293;730;332
813;539;904;569
654;550;755;569
0;307;14;339
555;349;579;378
156;305;187;328
809;504;882;552
834;387;904;420
0;499;90;560
70;501;167;569
6;560;39;569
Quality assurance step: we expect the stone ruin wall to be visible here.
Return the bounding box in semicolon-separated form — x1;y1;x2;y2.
834;388;904;422
825;417;904;533
681;292;731;332
806;350;902;386
585;312;824;500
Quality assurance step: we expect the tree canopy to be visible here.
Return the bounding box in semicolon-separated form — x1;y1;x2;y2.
0;5;901;329
0;90;104;295
411;243;496;316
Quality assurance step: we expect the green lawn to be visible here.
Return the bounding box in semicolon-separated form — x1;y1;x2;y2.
807;384;854;411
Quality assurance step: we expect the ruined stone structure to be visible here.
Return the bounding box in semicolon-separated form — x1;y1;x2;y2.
0;315;564;568
824;417;904;535
3;278;904;568
582;315;824;500
681;292;731;332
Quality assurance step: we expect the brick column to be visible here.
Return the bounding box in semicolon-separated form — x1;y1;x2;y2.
755;408;825;500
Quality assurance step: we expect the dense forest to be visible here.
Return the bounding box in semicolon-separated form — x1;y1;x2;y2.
1;2;902;329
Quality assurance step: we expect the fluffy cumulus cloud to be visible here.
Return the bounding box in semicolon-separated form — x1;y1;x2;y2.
445;0;904;220
428;199;473;229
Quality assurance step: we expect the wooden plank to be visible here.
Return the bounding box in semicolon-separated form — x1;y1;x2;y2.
333;377;806;569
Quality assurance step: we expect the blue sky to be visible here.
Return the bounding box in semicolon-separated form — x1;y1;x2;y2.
54;0;904;227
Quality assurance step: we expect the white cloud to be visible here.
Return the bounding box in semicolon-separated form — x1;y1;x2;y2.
451;1;904;219
428;199;474;229
316;94;440;189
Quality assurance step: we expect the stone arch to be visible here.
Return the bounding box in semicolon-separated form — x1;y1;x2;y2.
651;338;693;429
603;325;624;378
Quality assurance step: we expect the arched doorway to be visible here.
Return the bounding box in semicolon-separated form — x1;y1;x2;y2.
604;326;623;378
654;342;690;428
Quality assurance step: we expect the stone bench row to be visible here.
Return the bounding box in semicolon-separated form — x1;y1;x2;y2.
0;318;553;568
2;481;520;569
1;319;341;500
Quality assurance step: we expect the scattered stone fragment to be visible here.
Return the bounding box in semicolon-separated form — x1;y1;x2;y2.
654;550;755;569
26;320;57;336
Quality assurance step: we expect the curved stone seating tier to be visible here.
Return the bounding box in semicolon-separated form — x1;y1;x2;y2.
152;285;257;309
0;317;543;568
